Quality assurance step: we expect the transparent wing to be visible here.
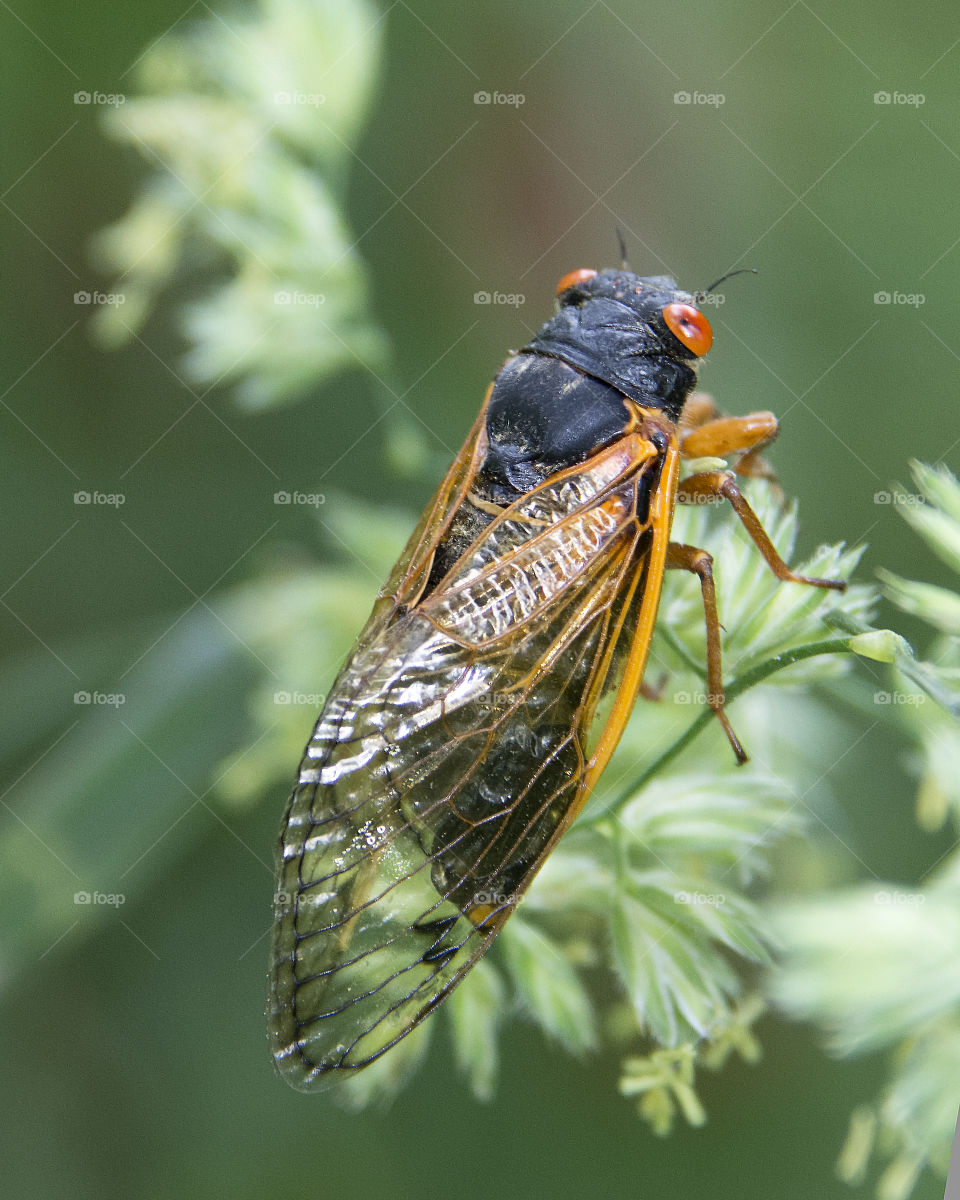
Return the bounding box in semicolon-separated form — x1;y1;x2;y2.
270;435;661;1087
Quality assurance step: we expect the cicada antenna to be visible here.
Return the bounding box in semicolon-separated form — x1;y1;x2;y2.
615;228;629;270
695;267;757;303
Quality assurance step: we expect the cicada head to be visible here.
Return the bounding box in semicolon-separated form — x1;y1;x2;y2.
524;268;715;422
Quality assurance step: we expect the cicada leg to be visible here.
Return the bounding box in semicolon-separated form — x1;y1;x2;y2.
669;463;847;763
677;471;847;591
680;403;781;487
666;541;747;764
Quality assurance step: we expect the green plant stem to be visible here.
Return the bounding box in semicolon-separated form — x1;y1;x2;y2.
624;636;856;795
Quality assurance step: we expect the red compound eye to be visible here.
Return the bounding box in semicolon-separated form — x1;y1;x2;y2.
662;302;713;356
555;267;598;297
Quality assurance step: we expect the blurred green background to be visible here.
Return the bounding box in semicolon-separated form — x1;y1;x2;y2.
2;0;957;1196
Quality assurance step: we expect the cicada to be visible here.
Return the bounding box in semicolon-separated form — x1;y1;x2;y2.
269;264;844;1087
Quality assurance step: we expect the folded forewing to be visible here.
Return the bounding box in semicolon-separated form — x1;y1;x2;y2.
270;435;660;1086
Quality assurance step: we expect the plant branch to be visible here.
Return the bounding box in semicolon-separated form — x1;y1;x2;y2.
623;635;857;795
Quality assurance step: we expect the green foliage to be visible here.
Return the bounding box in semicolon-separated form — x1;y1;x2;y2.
448;957;505;1102
91;0;388;408
0;0;391;1085
773;460;960;1200
0;607;255;984
500;917;597;1055
618;995;765;1136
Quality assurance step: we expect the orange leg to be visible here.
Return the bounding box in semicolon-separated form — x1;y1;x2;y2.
677;471;847;591
668;460;846;762
680;406;781;485
666;542;747;763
